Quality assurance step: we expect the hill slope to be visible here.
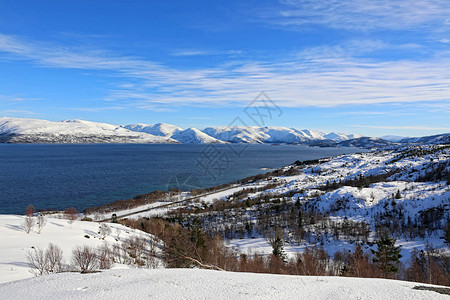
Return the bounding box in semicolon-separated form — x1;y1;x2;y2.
0;117;174;143
0;268;447;300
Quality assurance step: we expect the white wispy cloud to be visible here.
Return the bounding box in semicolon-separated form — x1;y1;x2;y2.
69;106;126;112
0;33;449;110
171;49;243;56
0;94;42;102
352;125;450;131
0;109;37;116
261;0;450;31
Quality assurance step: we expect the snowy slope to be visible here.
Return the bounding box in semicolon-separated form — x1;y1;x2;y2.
401;133;450;145
123;123;182;137
0;117;175;143
381;135;407;142
202;126;268;143
325;132;363;142
0;268;447;300
171;128;225;144
0;215;159;283
337;137;395;148
202;126;360;144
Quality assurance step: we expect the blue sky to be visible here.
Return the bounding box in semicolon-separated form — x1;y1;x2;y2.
0;0;449;137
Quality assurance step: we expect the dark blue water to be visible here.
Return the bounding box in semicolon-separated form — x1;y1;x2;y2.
0;144;362;214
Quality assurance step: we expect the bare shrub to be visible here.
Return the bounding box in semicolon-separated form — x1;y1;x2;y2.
123;236;147;266
26;243;65;276
27;247;48;276
36;215;46;234
25;204;36;216
98;224;112;239
45;243;64;273
111;243;128;264
97;243;113;269
22;204;36;234
22;216;35;234
64;207;78;228
72;245;98;272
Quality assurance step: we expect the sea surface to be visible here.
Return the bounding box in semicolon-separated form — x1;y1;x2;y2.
0;144;364;214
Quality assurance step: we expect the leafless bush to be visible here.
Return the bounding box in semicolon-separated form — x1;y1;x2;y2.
111;243;128;264
122;236;147;266
25;204;36;216
99;224;112;239
22;204;36;234
36;215;46;234
97;243;113;269
72;245;98;272
22;216;35;234
46;243;64;273
27;247;48;276
26;243;65;276
64;207;78;228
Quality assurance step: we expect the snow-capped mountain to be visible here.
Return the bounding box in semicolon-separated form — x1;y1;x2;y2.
0;117;175;144
171;128;225;144
337;137;396;148
381;135;407;142
4;116;446;147
202;126;360;144
325;132;363;142
123;123;182;138
400;133;450;145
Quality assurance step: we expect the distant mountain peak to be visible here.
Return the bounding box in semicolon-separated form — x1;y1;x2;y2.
2;116;447;147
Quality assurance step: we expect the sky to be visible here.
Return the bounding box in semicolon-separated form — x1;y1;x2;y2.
0;0;449;137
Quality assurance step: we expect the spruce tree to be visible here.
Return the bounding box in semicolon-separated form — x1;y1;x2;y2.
371;232;402;277
444;221;450;247
269;234;287;262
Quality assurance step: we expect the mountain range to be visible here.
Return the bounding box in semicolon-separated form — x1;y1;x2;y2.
0;117;448;147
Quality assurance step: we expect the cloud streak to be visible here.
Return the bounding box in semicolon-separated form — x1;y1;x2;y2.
0;33;449;110
261;0;450;31
352;125;450;131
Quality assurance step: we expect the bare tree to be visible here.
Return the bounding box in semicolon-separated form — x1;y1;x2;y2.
72;245;97;272
97;243;112;269
98;224;112;239
25;204;36;216
22;204;36;234
22;216;35;234
27;247;48;276
64;207;78;228
45;243;64;273
115;227;121;240
36;214;47;234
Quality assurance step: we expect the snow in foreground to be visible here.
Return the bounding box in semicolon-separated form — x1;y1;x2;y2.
0;215;156;283
0;268;447;300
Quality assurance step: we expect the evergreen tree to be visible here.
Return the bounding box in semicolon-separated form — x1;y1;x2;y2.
444;221;450;247
298;210;303;229
269;234;287;262
371;232;402;277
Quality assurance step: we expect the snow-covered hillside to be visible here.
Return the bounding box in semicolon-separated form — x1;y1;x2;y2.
0;268;448;300
1;117;447;147
0;117;367;145
171;128;226;144
123;122;182;137
401;133;450;145
120;144;449;268
202;126;361;144
0;215;160;283
0;117;174;144
337;137;395;148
